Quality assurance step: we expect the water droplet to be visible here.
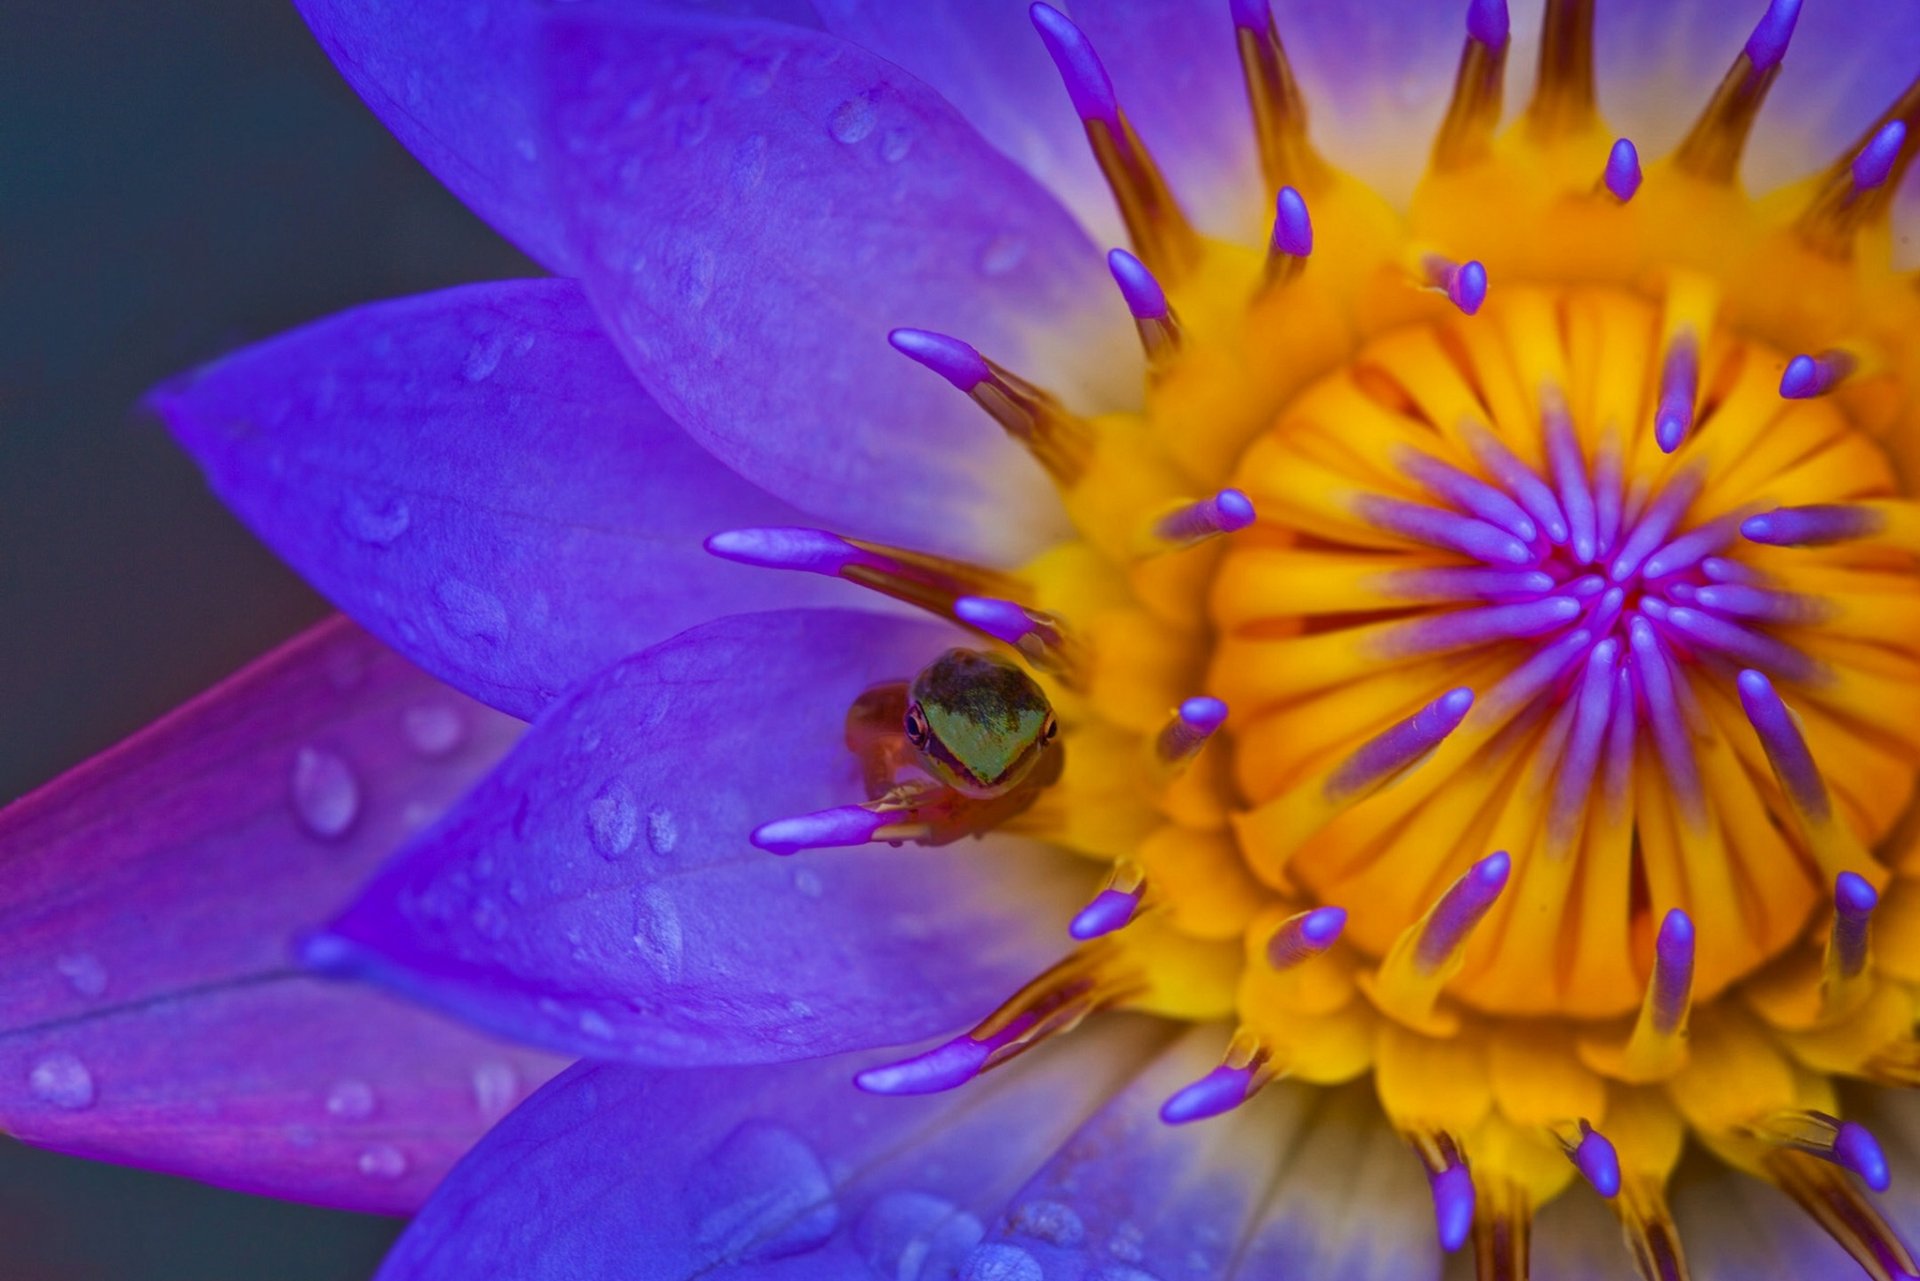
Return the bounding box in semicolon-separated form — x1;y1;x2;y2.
402;702;467;758
646;805;678;856
676;101;713;148
684;1121;837;1262
470;897;509;942
462;330;510;382
325;1079;376;1121
1011;1199;1084;1247
731;57;776;98
55;953;107;998
506;877;529;906
961;1244;1043;1281
977;234;1027;277
291;747;360;840
793;868;822;898
29;1052;95;1110
1106;1221;1146;1263
340;491;412;546
881;128;913;164
578;1008;615;1039
830;95;877;144
471;1061;519;1119
357;1144;408;1180
435;579;508;643
856;1191;984;1281
587;779;639;858
632;886;684;982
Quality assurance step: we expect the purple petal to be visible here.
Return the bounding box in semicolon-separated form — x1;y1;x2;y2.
0;619;562;1212
375;1016;1173;1280
539;9;1125;561
312;609;1079;1064
153;279;840;721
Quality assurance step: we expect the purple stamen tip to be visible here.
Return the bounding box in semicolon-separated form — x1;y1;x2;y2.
1030;3;1120;128
1744;0;1801;72
1658;908;1695;965
1070;887;1140;940
1853;120;1906;191
1430;1164;1476;1252
1651;908;1695;1032
1450;260;1489;315
1328;687;1475;798
1779;353;1822;399
750;805;889;856
1272;187;1313;258
1573;1126;1622;1198
889;327;990;391
1301;905;1348;947
1467;0;1510;46
855;1036;990;1096
1180;696;1230;735
1214;489;1257;531
1414;851;1509;972
1230;0;1271;31
1605;138;1642;202
1159;1064;1255;1125
953;596;1036;646
1742;504;1881;546
1654;405;1691;454
706;527;855;575
1267;905;1347;969
1107;248;1168;320
1836;871;1879;919
1835;1121;1891;1191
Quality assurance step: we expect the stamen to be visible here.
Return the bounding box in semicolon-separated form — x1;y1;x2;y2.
889;328;1092;482
1324;687;1475;801
1264;186;1313;286
1628;616;1706;824
1822;872;1879;1017
1265;905;1348;970
1381;597;1582;658
1854;120;1908;190
1160;1027;1278;1125
1369;852;1510;1027
1780;350;1857;399
1107;248;1182;362
1409;1131;1477;1253
854;947;1137;1094
1543;388;1597;561
1432;0;1510;170
1032;3;1198;277
1618;1187;1691;1281
1661;607;1819;683
1144;489;1256;554
1556;1120;1622;1198
1742;503;1886;547
1461;421;1570;542
1609;467;1702;582
1352;495;1533;565
1069;859;1146;940
1527;0;1596;138
1798;84;1920;255
1602;137;1642;201
952;596;1082;683
1547;638;1619;854
1673;0;1799;181
1753;1112;1892;1192
749;804;896;856
1471;1180;1532;1281
1232;0;1322;192
1419;254;1489;315
1653;328;1699;453
1155;696;1229;770
1620;909;1694;1079
1395;446;1539;542
706;526;1027;622
1767;1153;1917;1280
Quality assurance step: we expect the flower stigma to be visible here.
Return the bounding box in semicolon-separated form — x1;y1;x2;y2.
718;2;1920;1277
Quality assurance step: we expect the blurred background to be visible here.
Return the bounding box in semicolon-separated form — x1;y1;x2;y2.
1;1;532;1275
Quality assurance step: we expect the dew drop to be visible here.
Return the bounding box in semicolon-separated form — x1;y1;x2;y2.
977;234;1027;277
325;1079;376;1121
731;57;776;98
646;805;678;856
684;1121;837;1262
55;953;107;998
340;491;412;546
1010;1199;1085;1247
632;885;685;983
357;1144;409;1180
587;779;639;858
471;1061;519;1119
402;702;467;758
881;128;913;164
676;101;713;148
291;747;360;840
961;1244;1043;1281
856;1191;984;1281
793;868;823;898
29;1052;95;1110
462;331;509;382
578;1008;615;1040
470;897;509;942
830;95;878;144
435;579;508;643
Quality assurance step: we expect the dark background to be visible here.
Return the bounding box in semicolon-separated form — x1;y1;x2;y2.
1;2;533;1276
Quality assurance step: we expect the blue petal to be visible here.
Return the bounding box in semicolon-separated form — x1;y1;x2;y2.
153;279;841;721
0;619;562;1212
312;608;1081;1064
538;7;1128;562
375;1017;1175;1281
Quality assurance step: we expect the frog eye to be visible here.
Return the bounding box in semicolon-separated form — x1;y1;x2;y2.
1041;714;1058;745
904;705;930;747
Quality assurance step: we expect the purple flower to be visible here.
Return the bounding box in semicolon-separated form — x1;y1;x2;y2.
12;1;1920;1277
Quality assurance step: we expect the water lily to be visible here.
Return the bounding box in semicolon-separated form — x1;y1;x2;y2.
11;0;1920;1276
